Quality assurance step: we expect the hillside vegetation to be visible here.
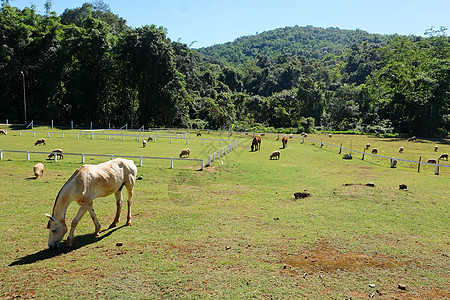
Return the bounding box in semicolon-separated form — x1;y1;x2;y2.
1;2;449;137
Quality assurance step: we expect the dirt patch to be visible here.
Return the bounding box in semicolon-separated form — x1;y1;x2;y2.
282;239;406;274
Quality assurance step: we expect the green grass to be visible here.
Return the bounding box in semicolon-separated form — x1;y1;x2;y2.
0;129;449;299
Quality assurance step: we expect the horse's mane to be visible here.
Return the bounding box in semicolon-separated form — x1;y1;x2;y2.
51;166;85;216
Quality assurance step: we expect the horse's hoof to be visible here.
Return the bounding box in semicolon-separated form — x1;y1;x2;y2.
126;222;132;226
108;223;117;229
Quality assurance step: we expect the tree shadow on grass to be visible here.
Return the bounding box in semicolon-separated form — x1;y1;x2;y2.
8;225;127;266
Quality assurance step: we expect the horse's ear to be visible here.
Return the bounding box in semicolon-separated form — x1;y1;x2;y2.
45;213;55;223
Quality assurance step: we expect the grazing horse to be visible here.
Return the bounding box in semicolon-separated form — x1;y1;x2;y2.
46;158;137;249
282;136;288;149
251;136;261;151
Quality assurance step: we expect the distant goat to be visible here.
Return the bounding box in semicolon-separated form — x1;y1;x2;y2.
438;153;448;161
142;140;147;148
365;143;370;150
147;136;154;141
179;148;190;158
34;163;44;178
48;149;63;159
399;146;404;153
407;136;417;142
371;148;378;154
434;145;438;152
426;158;437;164
270;151;280;160
35;138;46;146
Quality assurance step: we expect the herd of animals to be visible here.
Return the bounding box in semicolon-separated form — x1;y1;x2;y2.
0;128;448;249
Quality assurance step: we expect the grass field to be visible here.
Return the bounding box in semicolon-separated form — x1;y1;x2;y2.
0;128;449;299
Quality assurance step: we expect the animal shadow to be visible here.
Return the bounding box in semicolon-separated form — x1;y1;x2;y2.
8;225;126;266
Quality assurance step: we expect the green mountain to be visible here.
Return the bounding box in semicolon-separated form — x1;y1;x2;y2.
196;26;395;65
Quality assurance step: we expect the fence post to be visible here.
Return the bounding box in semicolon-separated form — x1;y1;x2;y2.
362;148;365;160
51;120;53;128
201;159;204;170
111;155;114;160
71;121;73;129
77;133;79;139
62;133;64;138
33;132;35;137
90;121;93;130
186;139;188;145
0;150;2;159
82;154;85;163
320;139;323;148
139;156;143;167
435;165;439;175
47;132;50;138
170;158;174;168
338;143;342;154
417;157;421;173
19;131;22;136
207;155;211;166
54;153;57;162
27;151;30;161
170;138;172;144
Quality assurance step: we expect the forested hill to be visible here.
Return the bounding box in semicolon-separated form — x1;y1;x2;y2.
1;3;449;137
196;26;394;65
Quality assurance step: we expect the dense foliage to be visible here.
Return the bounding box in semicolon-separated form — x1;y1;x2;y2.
1;2;449;136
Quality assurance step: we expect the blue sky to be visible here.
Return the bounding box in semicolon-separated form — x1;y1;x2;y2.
8;0;450;48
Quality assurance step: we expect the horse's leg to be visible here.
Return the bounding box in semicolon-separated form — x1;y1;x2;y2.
88;205;101;236
109;190;123;229
125;176;135;226
66;204;89;247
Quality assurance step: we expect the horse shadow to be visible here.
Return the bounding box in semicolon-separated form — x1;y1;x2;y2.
8;225;126;266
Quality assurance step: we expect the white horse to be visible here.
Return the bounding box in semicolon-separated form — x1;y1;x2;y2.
46;158;137;249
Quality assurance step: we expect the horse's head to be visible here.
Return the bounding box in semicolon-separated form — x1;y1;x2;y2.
45;213;67;249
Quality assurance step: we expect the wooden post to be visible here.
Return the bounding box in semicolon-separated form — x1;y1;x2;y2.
362;148;365;160
338;143;342;154
418;157;421;173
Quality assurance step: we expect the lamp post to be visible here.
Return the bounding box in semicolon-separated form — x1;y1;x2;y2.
20;71;27;125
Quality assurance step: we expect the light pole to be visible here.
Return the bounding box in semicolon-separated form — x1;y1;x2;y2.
20;71;27;125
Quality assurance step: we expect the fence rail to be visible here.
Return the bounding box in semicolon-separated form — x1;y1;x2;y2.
0;149;204;170
300;136;449;175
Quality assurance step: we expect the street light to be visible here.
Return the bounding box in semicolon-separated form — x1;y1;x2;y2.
20;71;26;125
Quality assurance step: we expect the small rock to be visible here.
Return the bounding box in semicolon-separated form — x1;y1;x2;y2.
343;153;352;159
398;284;407;290
116;242;123;247
399;184;407;190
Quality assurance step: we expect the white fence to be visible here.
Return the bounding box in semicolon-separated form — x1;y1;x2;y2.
206;140;240;166
0;150;205;170
300;136;449;175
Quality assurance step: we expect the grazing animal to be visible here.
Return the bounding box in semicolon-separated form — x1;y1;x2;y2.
35;138;46;146
407;136;417;142
371;148;378;154
48;149;63;159
270;150;280;160
365;143;370;150
282;136;288;149
147;136;153;141
0;129;6;135
34;163;44;178
399;146;404;153
45;158;137;249
196;132;202;137
328;133;332;138
300;132;307;137
439;153;448;161
251;136;261;151
142;140;147;148
434;145;438;152
179;148;190;158
390;159;398;168
426;158;437;164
